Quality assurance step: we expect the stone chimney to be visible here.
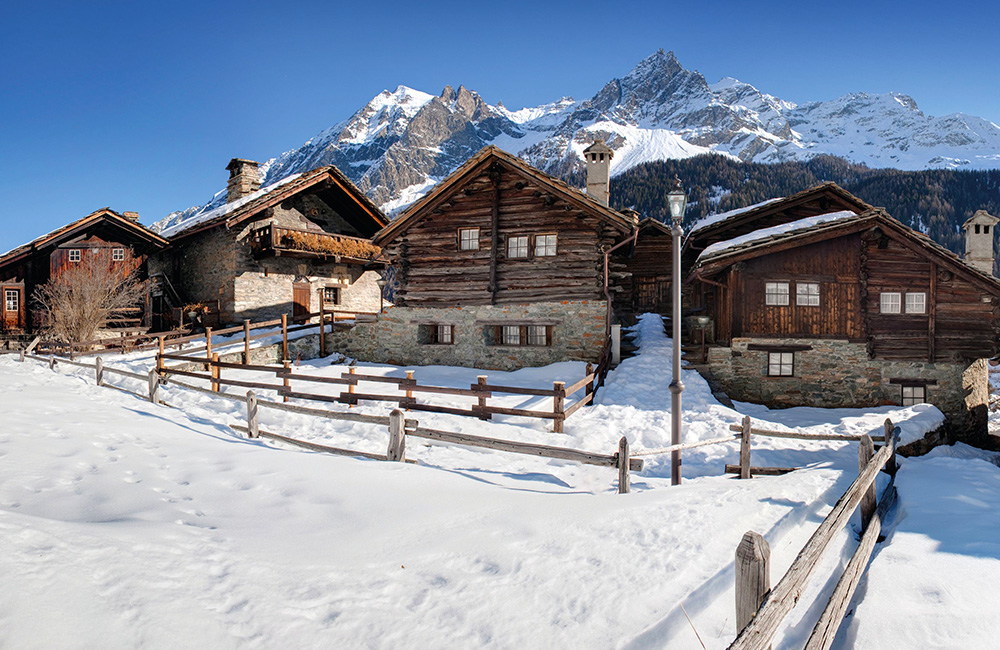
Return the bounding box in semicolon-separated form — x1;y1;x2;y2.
583;139;613;206
226;158;261;203
962;209;999;275
121;211;140;222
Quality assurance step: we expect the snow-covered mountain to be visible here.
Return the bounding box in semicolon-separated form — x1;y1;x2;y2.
154;49;1000;232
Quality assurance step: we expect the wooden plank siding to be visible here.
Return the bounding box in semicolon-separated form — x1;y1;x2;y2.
624;222;673;313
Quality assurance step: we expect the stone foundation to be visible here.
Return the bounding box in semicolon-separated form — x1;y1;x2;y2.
706;337;989;440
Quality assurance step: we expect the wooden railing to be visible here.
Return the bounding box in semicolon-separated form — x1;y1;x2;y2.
249;223;382;262
729;419;899;650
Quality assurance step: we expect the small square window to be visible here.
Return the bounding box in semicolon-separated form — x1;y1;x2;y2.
765;282;789;306
880;292;901;314
901;385;926;406
905;292;926;314
767;351;794;377
435;324;453;344
502;325;521;345
459;228;479;251
68;249;81;262
796;282;820;306
112;248;125;261
534;234;557;257
4;289;18;313
507;236;529;259
323;287;340;304
527;325;548;346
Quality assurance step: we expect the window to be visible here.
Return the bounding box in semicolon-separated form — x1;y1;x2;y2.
418;324;455;345
502;325;521;345
112;248;125;261
767;351;794;377
880;292;901;314
534;234;557;257
986;225;992;234
4;289;18;313
507;236;529;259
434;324;453;344
323;287;340;304
905;292;926;314
491;324;552;347
901;385;926;406
796;282;820;306
765;282;789;306
68;249;81;262
459;228;480;251
527;325;548;346
976;224;981;234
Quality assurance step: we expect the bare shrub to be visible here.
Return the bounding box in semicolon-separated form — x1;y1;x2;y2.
33;249;149;344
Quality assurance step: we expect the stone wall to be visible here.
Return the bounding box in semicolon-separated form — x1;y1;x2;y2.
149;228;237;318
321;301;607;371
706;337;990;438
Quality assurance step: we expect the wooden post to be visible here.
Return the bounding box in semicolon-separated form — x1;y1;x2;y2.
18;349;24;362
884;419;898;477
387;408;406;461
281;314;288;361
585;362;594;396
618;436;630;494
740;415;752;479
211;353;220;392
205;326;213;371
553;381;565;433
405;370;414;410
147;369;160;404
95;356;104;386
319;302;326;358
243;319;250;365
282;359;291;403
477;375;489;420
347;366;356;407
858;434;876;533
611;324;621;365
157;336;165;376
49;355;55;370
735;531;771;637
246;390;259;438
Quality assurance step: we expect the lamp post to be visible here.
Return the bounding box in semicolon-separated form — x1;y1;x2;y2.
667;176;687;486
376;278;387;314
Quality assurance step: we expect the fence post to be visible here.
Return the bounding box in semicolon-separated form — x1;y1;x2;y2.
211;353;220;392
611;324;621;365
347;366;356;407
205;326;213;371
18;349;24;362
735;531;771;636
884;419;898;477
282;359;291;403
553;381;565;433
859;434;876;533
281;314;288;361
618;436;630;494
246;390;259;438
95;356;104;386
147;369;160;404
585;362;594;396
477;375;489;420
387;409;406;461
405;370;414;410
319;302;326;357
243;319;251;365
157;336;165;376
49;355;55;370
740;415;752;479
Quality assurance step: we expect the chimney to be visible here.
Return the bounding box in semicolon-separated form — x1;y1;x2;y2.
962;209;999;275
226;158;261;203
121;211;140;222
583;139;613;206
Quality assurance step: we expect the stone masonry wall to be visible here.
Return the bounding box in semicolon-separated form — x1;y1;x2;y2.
707;337;989;437
149;228;238;318
321;301;607;371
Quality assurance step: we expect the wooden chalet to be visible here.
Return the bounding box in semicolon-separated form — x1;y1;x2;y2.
623;217;674;314
0;209;168;342
369;145;637;370
151;159;388;326
689;206;1000;440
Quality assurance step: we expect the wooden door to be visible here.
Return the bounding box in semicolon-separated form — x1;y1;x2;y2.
292;282;311;323
3;287;22;331
635;276;670;314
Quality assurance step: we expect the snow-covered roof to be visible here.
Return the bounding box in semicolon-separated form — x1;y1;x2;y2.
697;211;858;262
688;198;783;235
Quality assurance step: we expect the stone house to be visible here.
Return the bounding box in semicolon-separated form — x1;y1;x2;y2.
150;159;388;327
0;208;168;343
688;205;1000;443
361;145;637;370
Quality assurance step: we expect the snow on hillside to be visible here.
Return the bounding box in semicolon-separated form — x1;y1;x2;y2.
1;315;982;648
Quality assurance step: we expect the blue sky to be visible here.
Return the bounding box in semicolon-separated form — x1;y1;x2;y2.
2;0;998;253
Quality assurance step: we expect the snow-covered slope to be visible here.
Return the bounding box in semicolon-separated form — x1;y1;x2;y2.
153;50;1000;234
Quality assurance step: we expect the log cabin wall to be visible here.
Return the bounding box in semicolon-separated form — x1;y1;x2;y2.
624;223;672;314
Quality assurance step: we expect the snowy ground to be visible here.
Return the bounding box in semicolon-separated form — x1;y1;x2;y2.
0;315;992;649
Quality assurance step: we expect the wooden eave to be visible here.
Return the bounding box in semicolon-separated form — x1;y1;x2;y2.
0;208;168;271
637;217;673;236
372;145;635;247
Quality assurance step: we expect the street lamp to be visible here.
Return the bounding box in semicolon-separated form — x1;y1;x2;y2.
667;176;687;486
376;278;387;314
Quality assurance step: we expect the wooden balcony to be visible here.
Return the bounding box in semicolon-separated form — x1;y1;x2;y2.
249;224;382;264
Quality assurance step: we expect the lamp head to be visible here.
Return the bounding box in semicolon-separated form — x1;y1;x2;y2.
667;176;687;226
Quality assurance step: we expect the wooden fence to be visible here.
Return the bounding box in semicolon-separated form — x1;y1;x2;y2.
729;419;899;650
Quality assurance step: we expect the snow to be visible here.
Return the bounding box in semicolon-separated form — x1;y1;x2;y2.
688;197;783;235
0;315;965;648
698;210;859;261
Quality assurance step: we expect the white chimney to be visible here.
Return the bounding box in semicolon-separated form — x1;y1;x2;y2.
226;158;261;203
962;210;999;275
583;139;613;206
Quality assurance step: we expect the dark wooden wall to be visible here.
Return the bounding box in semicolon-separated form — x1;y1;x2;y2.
388;163;626;307
625;224;672;312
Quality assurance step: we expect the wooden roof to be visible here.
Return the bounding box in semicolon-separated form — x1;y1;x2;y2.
372;145;636;247
0;208;168;270
693;208;1000;295
168;165;387;241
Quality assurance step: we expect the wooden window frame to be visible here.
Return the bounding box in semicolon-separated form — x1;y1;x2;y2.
490;324;553;347
433;324;454;345
68;249;81;263
4;288;19;313
506;235;529;259
112;247;125;262
765;281;789;306
534;233;558;257
458;228;480;251
900;385;926;406
880;292;902;314
796;282;820;307
766;351;794;377
905;292;926;314
322;287;341;305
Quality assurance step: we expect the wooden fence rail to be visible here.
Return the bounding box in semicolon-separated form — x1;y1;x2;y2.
729;420;899;650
